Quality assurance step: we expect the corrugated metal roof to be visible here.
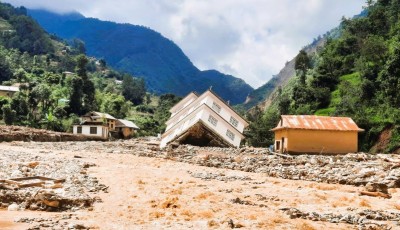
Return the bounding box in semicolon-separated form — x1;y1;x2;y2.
271;115;364;132
91;112;116;120
116;119;140;129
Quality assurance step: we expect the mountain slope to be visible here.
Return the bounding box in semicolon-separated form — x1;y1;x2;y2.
242;37;326;111
28;9;253;104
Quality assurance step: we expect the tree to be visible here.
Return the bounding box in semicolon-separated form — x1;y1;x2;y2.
68;76;83;114
75;55;97;113
246;108;280;147
122;75;146;105
0;55;12;83
2;104;16;125
294;50;311;85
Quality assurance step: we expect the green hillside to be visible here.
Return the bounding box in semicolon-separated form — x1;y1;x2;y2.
246;0;400;153
28;9;253;105
0;2;172;134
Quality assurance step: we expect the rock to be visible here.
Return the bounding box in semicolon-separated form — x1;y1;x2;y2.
365;182;389;194
43;200;60;208
8;203;19;211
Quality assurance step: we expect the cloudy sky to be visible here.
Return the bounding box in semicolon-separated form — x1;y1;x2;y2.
4;0;365;88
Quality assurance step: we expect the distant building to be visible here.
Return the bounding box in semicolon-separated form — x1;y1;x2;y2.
160;90;248;148
0;85;19;98
73;112;116;139
115;119;140;139
73;112;140;139
271;115;364;154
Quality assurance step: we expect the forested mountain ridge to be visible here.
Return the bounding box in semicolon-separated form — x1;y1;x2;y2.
28;9;253;105
247;0;400;153
0;2;155;133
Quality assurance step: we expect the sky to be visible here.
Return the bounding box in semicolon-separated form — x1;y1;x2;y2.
4;0;365;88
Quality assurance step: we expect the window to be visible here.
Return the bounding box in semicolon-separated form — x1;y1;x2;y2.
212;102;221;113
229;116;239;128
226;129;235;141
90;127;97;134
208;115;218;126
77;126;82;134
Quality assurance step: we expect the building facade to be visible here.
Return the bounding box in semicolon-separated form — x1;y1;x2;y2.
160;90;248;148
72;123;109;139
271;115;364;154
115;119;140;139
0;85;19;97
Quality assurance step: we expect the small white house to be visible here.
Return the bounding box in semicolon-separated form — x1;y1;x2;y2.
72;111;117;139
73;121;109;139
160;90;248;148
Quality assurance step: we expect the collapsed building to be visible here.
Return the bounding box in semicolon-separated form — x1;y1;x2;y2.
160;90;248;148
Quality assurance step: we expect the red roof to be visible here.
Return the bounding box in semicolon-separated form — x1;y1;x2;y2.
271;115;364;132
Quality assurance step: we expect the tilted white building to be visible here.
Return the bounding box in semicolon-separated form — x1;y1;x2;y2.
160;90;249;148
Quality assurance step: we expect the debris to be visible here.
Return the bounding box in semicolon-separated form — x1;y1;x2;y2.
7;203;19;211
359;191;392;199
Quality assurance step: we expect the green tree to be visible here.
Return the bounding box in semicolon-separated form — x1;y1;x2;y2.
294;50;311;85
2;104;16;125
68;76;83;114
122;75;146;105
0;54;12;83
76;55;97;113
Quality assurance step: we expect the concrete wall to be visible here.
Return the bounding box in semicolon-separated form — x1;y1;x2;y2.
0;91;16;97
73;125;108;139
274;129;358;154
199;107;242;147
204;94;245;133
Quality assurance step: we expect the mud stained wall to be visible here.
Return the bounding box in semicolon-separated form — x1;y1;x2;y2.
274;129;359;154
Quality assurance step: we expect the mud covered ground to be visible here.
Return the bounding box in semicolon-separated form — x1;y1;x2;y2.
0;139;399;229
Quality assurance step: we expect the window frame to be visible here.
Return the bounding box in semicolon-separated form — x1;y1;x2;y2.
226;129;235;141
90;127;97;134
212;102;221;113
229;116;239;128
208;115;218;126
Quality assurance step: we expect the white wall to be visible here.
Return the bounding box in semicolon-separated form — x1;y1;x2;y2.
73;125;108;138
199;107;242;147
204;95;245;132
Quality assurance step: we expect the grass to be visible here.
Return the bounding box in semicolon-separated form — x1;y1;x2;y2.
314;72;361;116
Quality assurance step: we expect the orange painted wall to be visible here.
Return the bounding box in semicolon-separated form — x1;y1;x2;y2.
274;129;358;154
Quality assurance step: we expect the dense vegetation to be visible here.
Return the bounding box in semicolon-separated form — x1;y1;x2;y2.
28;9;253;105
0;2;177;135
247;0;400;153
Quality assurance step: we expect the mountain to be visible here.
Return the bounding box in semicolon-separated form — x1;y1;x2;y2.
243;37;326;111
28;9;253;105
246;1;400;153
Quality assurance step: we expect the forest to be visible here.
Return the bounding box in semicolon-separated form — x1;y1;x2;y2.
246;0;400;153
0;2;177;136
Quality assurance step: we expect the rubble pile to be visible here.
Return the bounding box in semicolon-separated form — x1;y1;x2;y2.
0;125;105;142
0;148;106;211
16;214;89;230
280;207;400;230
169;145;400;189
4;139;400;193
15;140;400;190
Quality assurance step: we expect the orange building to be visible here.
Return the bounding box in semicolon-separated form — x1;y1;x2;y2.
271;115;364;154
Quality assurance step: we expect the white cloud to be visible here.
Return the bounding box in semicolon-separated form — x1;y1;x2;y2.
4;0;365;88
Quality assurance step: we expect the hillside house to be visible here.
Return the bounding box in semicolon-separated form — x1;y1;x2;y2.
271;115;364;154
0;85;19;97
160;90;248;148
115;119;140;139
72;112;117;139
